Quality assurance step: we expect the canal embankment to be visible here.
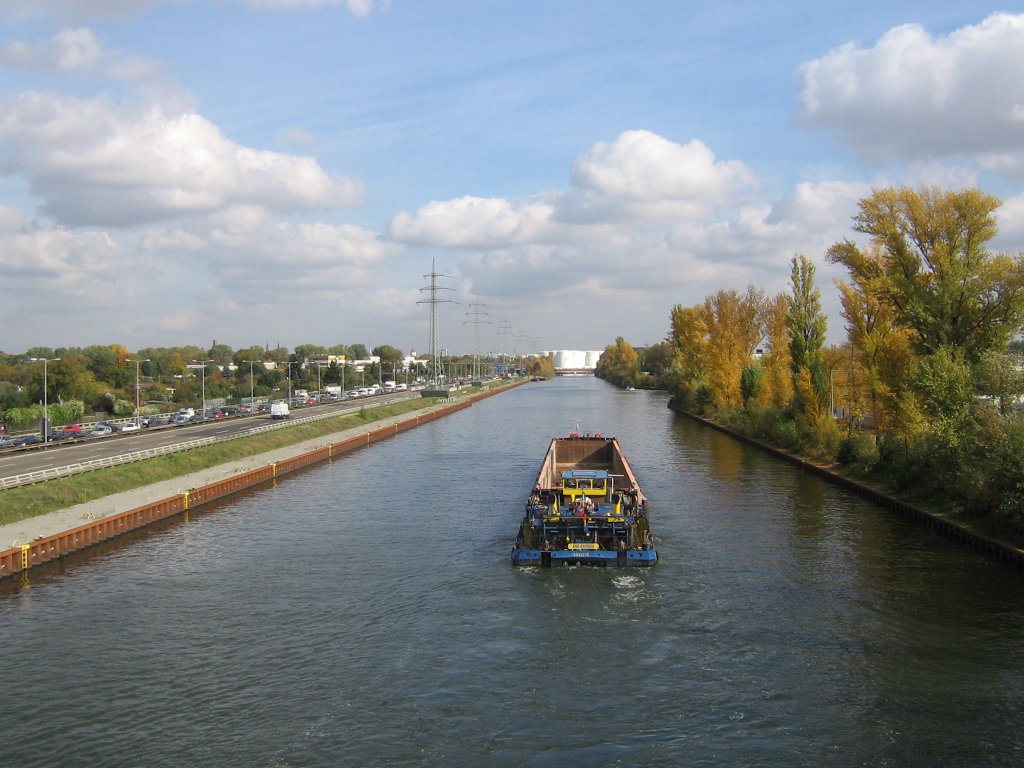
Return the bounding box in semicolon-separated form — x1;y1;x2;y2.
672;405;1024;567
0;382;524;579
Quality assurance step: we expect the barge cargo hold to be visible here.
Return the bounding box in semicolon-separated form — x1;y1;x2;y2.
511;433;657;566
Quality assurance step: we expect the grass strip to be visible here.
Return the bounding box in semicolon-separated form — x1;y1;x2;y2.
0;398;442;526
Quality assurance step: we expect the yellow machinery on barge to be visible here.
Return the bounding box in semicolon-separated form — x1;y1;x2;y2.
511;433;657;566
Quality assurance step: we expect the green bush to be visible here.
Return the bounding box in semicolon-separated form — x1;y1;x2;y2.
694;384;713;413
994;490;1024;534
836;433;879;474
767;417;801;451
113;399;136;416
4;405;41;428
49;400;85;425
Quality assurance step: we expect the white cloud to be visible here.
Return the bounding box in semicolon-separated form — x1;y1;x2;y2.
0;27;162;82
389;132;871;346
0;198;402;346
281;126;322;147
569;129;758;208
798;13;1024;172
0;0;384;22
0;204;131;306
242;0;386;15
0;92;364;226
388;195;556;248
390;130;761;251
143;205;394;297
995;193;1024;253
0;1;164;22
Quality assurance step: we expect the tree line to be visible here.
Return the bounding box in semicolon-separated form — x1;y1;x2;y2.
0;342;427;429
597;187;1024;538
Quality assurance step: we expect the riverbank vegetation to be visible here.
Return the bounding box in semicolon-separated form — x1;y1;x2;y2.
598;186;1024;542
525;355;556;379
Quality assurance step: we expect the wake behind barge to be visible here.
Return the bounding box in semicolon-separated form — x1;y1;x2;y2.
511;434;657;567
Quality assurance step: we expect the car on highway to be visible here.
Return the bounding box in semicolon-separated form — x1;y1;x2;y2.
0;435;15;448
120;422;141;432
14;434;41;446
146;417;169;427
171;414;192;425
61;423;83;434
89;424;113;437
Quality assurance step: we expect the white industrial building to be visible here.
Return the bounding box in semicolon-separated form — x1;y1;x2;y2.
544;350;604;374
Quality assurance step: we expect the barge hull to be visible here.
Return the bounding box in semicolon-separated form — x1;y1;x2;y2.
511;434;657;567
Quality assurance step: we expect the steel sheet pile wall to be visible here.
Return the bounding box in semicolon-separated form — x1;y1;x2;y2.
0;386;516;580
1;494;188;579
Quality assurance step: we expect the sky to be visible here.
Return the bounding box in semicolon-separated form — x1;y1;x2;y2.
2;0;1024;357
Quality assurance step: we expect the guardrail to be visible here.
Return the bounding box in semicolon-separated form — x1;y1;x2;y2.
0;394;417;491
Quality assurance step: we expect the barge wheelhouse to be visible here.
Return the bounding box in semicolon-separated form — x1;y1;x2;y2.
511;433;657;567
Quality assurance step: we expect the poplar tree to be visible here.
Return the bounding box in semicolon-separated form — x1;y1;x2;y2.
786;255;828;413
669;303;711;402
833;245;915;434
703;286;765;408
756;294;794;412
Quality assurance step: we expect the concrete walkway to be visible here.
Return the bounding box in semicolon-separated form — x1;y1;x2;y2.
0;408;432;549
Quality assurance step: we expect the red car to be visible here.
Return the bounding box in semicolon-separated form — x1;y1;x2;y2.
61;423;83;434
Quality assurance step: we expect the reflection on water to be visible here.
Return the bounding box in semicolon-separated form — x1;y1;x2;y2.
2;377;1023;767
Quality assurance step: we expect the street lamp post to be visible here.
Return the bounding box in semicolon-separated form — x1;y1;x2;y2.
31;356;60;444
125;358;150;427
830;367;835;416
244;360;259;411
283;361;295;404
829;363;857;420
191;359;213;420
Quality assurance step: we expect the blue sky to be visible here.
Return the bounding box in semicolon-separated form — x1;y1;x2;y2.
2;0;1024;357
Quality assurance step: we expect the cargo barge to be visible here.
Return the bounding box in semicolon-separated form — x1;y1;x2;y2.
511;433;657;566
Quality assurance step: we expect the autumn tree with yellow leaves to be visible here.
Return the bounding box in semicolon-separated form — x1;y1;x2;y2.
827;186;1024;524
655;185;1024;532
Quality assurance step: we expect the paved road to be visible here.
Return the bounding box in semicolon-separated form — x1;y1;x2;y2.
0;393;407;479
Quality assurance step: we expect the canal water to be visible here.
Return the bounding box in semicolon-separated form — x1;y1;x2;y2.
2;377;1023;767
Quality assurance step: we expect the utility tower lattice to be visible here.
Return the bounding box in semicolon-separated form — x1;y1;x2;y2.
417;259;457;384
497;320;514;365
464;298;492;380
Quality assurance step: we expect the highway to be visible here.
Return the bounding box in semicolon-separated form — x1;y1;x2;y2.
0;393;409;480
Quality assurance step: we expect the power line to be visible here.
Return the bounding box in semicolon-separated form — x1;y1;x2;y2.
417;258;457;384
464;297;492;379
